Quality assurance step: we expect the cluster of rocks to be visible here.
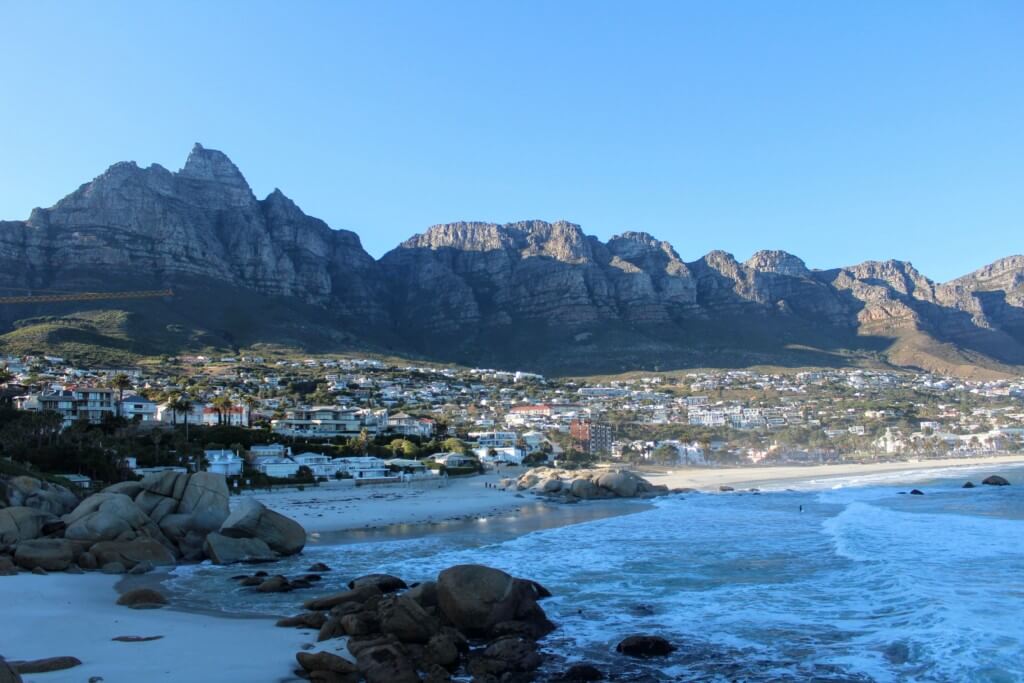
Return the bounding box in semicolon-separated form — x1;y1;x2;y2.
962;475;1011;489
0;471;305;575
507;467;670;502
276;563;557;683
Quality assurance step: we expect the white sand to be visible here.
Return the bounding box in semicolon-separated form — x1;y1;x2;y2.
0;573;316;683
641;454;1024;491
240;472;528;533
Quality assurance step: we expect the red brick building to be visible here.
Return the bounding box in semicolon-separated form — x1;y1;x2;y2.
569;418;612;456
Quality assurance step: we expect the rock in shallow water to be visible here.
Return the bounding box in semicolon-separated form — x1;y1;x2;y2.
982;475;1010;486
116;588;168;609
615;635;676;658
436;564;553;639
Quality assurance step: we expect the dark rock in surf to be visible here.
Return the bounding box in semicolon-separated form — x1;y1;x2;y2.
557;663;605;681
982;475;1010;486
616;634;677;658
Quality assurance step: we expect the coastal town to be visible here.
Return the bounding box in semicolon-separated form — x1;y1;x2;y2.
2;352;1023;489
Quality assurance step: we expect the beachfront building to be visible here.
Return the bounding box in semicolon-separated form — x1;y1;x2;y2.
252;456;300;478
120;395;158;422
15;387;116;428
469;431;518;448
205;449;243;476
387;412;435;438
473;446;525;465
271;406;384;439
332;456;394;480
292;452;336;478
428;452;479;469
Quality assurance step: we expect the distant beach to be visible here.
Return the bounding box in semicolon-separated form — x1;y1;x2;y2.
640;453;1024;492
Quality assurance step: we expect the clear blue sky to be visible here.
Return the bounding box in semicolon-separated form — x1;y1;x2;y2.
1;1;1021;281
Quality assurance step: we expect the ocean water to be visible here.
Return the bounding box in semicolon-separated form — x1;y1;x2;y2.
168;464;1024;682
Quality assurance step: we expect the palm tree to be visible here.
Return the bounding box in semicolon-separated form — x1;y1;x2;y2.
212;395;233;426
111;373;132;418
243;395;259;428
165;392;181;426
175;396;195;443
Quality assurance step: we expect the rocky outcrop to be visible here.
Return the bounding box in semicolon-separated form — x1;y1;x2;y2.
0;472;305;573
514;467;669;502
288;563;552;683
982;475;1011;486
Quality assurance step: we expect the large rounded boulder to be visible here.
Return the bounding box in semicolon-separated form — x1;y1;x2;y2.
89;539;176;569
982;475;1010;486
219;499;305;556
203;532;277;565
436;564;553;639
14;538;75;571
0;507;54;545
570;478;601;500
595;471;640;498
5;476;78;516
63;493;165;545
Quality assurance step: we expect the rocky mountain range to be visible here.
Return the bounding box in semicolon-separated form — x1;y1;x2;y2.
1;144;1022;377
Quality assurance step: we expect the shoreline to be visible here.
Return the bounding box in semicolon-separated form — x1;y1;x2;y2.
638;454;1024;492
239;471;533;534
4;457;1020;682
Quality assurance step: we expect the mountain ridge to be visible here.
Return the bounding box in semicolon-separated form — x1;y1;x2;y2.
2;145;1022;378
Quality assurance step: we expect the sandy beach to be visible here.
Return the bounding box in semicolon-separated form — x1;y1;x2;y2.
4;456;1022;682
640;454;1024;491
238;471;529;533
0;573;322;683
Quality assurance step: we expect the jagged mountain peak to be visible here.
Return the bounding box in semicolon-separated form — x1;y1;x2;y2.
606;231;683;264
744;250;809;277
178;143;253;200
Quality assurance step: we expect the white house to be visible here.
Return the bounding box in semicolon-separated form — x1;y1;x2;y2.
469;431;518;448
388;412;435;438
205;449;243;476
292;452;336;478
253;456;300;478
332;456;393;480
121;395;158;422
429;453;479;469
473;446;524;465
